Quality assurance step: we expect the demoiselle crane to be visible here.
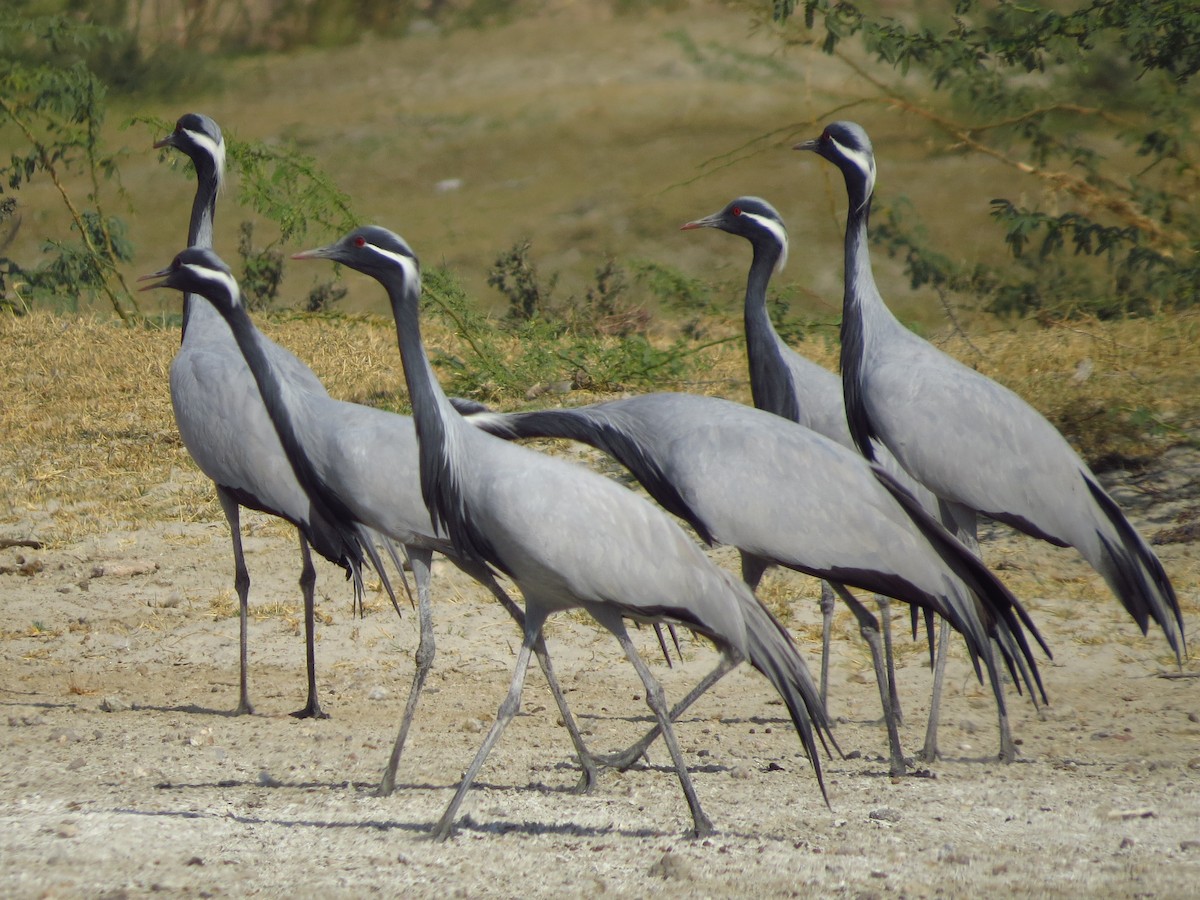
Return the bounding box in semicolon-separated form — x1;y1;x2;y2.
680;194;962;749
462;391;1048;776
679;195;998;758
141;186;598;794
280;226;839;838
157;113;384;718
795;119;1186;757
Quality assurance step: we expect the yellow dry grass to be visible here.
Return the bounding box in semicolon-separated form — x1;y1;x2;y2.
3;303;1197;552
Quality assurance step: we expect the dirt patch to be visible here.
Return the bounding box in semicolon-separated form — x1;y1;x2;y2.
2;441;1199;896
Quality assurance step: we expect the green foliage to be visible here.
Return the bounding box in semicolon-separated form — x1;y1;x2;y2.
138;111;359;312
236;221;284;311
775;0;1200;320
228;138;357;245
424;259;698;401
489;239;556;322
2;4;217;99
0;15;138;318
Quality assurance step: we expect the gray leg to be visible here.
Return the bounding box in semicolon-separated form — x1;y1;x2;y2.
830;584;906;777
601;611;714;839
380;546;436;796
291;535;327;720
876;594;903;725
819;581;836;707
476;574;600;793
217;490;254;716
921;504;1014;763
920;616;950;763
432;605;547;841
590;655;738;771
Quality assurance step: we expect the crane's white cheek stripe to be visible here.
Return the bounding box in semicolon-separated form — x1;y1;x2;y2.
184;129;227;190
742;211;790;272
183;262;242;307
829;137;876;200
365;242;420;287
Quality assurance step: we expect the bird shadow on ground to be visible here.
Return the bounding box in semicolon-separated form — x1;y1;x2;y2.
124;702;252;717
111;805;676;841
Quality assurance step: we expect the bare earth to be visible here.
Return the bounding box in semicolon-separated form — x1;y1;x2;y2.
3;441;1199;898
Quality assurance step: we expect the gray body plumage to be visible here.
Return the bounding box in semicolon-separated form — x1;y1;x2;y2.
289;226;835;839
159;113;363;718
800;120;1184;659
467;392;1044;694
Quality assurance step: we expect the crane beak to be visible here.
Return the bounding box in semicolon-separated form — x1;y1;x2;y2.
292;245;334;261
680;213;720;231
152;135;174;150
136;266;173;292
793;138;819;153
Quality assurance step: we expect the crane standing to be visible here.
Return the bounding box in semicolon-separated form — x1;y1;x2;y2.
155;115;597;793
157;113;382;719
279;227;838;839
463;390;1048;776
795;120;1185;758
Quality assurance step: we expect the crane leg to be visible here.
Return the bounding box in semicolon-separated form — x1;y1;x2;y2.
819;581;836;707
993;636;1017;763
432;606;547;841
830;585;906;777
380;547;436;796
218;490;254;716
292;536;328;719
920;617;950;762
530;634;599;793
478;577;600;793
589;655;737;771
919;508;1015;764
602;611;714;839
876;593;903;725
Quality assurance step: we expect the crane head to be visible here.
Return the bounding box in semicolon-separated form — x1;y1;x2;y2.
155;113;226;189
681;196;789;271
794;121;876;208
293;226;421;288
138;247;242;311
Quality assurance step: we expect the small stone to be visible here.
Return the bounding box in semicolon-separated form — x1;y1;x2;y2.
1188;712;1198;724
938;844;970;865
186;856;204;866
869;808;901;824
1179;840;1200;851
1105;808;1156;820
1186;757;1200;771
730;766;752;780
647;851;692;880
99;696;129;713
1119;837;1135;850
367;686;389;701
258;770;281;787
56;824;78;839
67;757;85;771
461;717;484;734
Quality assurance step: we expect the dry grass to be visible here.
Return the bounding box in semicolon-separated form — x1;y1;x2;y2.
3;303;1195;552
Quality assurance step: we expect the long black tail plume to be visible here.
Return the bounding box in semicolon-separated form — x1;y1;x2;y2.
873;465;1050;705
734;587;840;808
1084;475;1185;662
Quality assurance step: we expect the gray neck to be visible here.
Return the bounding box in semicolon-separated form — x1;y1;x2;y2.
839;196;885;461
742;241;801;422
382;269;502;570
181;162;221;340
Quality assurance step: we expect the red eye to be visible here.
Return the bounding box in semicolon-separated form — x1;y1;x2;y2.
354;236;366;247
732;206;742;216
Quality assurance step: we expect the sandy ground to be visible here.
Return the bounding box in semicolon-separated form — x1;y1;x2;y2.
3;442;1200;898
